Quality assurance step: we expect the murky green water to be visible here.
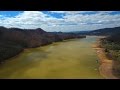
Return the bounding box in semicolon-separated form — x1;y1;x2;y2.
0;36;104;79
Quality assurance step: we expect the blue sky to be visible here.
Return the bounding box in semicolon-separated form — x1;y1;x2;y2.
0;11;120;32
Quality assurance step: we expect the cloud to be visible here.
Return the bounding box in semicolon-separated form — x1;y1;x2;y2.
49;11;119;15
0;11;120;32
64;13;120;24
0;11;60;29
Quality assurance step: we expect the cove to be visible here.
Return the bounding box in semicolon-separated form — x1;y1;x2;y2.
0;36;104;79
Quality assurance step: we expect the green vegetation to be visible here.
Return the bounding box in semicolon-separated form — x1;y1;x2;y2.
100;35;120;61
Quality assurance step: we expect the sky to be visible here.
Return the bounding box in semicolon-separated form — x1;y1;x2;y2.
0;11;120;32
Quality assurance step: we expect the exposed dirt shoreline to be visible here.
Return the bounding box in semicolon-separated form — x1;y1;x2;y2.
92;38;119;79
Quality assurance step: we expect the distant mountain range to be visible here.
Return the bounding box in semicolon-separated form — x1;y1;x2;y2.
89;27;120;36
66;27;120;36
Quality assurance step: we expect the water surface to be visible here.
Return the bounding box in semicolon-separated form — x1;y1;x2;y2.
0;36;104;79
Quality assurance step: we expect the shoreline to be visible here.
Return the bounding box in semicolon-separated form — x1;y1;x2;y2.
0;37;86;64
92;38;119;79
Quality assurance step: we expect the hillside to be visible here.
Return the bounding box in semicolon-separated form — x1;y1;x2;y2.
0;26;86;63
89;27;120;36
66;27;120;36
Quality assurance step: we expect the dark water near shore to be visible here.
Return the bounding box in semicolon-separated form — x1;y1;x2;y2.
0;36;104;79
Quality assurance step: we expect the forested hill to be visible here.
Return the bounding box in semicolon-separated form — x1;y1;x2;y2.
89;27;120;36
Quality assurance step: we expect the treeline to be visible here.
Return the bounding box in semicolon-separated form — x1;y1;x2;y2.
0;26;86;63
100;31;120;61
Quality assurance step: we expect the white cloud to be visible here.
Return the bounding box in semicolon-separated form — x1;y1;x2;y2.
0;11;120;32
